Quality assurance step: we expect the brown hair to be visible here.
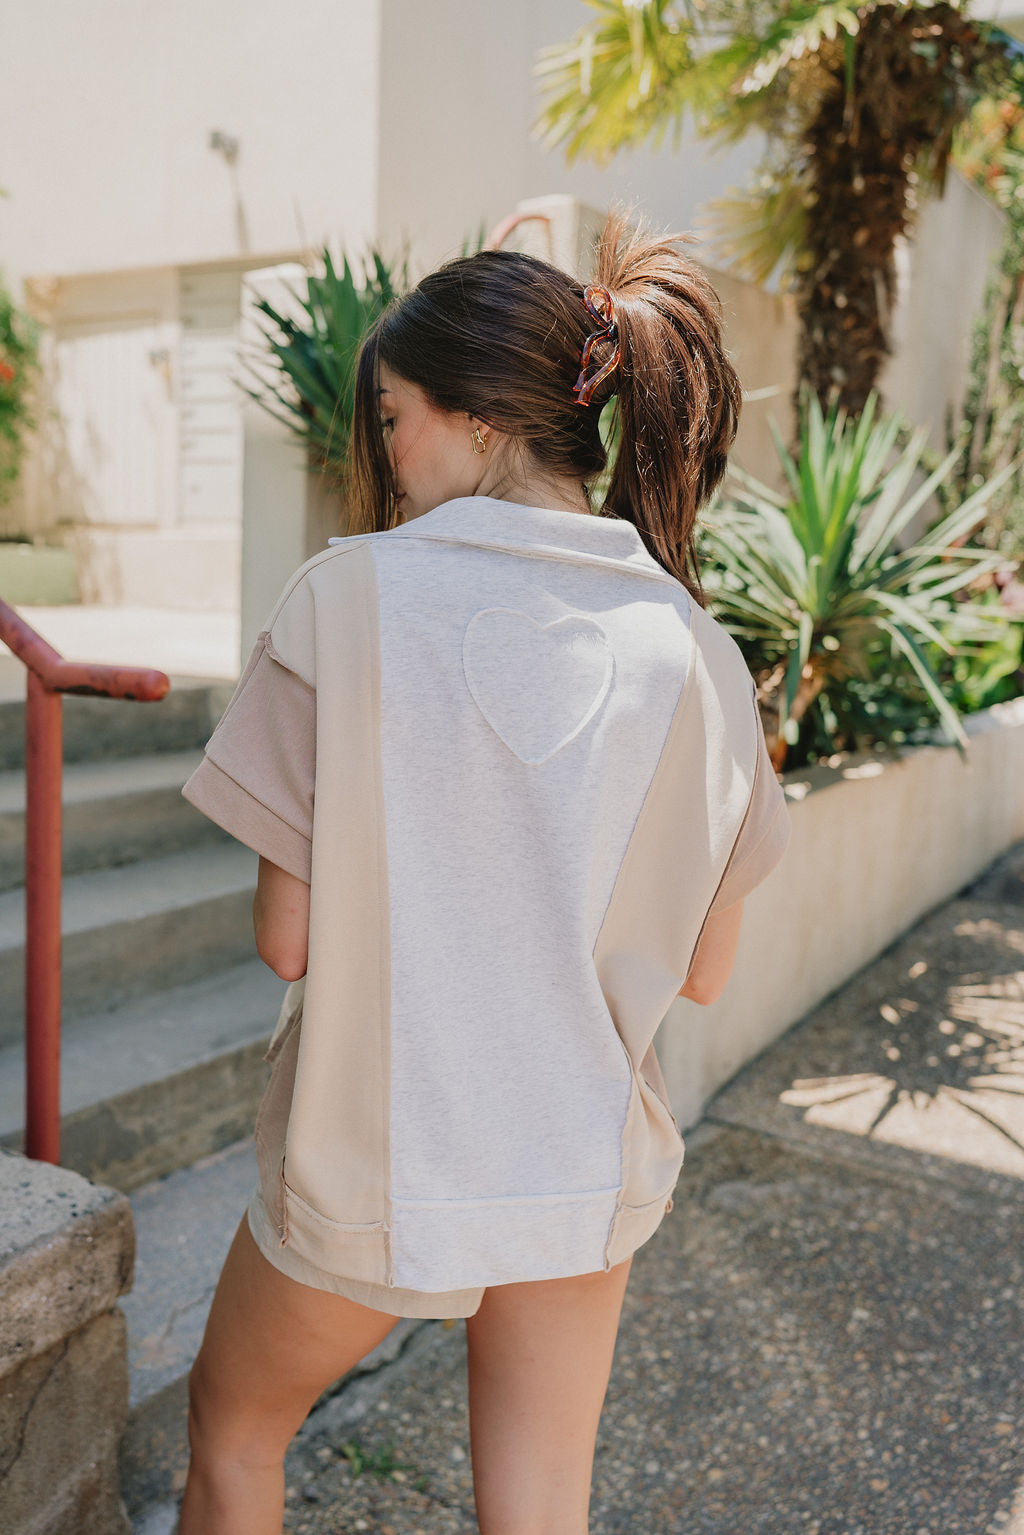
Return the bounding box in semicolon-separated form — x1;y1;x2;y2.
347;209;741;606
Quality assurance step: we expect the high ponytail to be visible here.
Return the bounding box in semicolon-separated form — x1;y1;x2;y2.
347;208;740;606
591;210;743;606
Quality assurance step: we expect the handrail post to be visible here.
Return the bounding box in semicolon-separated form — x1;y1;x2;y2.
24;669;63;1163
1;592;171;1167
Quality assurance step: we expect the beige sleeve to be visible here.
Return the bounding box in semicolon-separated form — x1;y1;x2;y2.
180;630;315;884
708;686;791;914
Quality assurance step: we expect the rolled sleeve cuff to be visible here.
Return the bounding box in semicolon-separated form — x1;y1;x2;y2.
182;755;312;884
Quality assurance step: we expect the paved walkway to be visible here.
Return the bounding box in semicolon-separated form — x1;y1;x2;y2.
153;839;1024;1535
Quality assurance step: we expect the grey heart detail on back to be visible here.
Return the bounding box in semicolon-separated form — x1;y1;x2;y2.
462;608;614;765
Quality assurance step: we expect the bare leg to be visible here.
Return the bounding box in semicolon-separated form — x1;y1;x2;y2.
465;1255;633;1535
178;1213;400;1535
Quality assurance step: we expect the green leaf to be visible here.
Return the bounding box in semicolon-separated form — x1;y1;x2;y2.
705;385;1023;767
877;617;969;752
239;240;411;479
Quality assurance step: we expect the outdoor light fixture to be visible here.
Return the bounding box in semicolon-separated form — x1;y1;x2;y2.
208;129;239;164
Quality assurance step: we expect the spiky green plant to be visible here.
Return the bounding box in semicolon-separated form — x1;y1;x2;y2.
237;245;411;486
697;387;1022;770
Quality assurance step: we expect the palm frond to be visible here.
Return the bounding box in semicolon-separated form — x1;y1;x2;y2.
532;0;750;162
734;3;864;98
533;0;693;161
698;165;810;285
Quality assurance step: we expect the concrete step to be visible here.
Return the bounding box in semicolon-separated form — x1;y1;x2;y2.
0;842;260;1045
0;675;235;772
118;1139;423;1523
0;749;232;893
0;956;286;1190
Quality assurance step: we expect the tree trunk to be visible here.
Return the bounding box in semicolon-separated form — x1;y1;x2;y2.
793;5;991;420
760;657;830;774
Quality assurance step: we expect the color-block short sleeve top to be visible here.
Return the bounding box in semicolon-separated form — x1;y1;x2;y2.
181;497;791;1292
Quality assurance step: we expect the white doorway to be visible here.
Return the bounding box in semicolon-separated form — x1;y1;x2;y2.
53;310;174;530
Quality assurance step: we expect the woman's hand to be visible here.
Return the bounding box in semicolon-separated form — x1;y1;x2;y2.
253;856;310;981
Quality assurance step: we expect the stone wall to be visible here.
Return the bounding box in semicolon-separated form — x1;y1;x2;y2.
0;1148;135;1535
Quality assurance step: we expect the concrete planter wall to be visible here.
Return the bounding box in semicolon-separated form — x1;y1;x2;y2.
658;694;1024;1134
0;542;78;605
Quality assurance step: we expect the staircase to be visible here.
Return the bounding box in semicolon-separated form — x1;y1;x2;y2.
0;676;291;1525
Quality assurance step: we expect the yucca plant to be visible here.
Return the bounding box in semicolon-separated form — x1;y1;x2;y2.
237;245;411;486
697;388;1023;772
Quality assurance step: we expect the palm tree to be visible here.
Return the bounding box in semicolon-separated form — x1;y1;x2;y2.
534;1;1021;417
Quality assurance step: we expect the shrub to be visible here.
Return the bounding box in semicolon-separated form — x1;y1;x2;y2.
0;267;41;525
697;388;1023;771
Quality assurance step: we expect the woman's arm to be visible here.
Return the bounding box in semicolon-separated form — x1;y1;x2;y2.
253;856;310;981
677;899;745;1006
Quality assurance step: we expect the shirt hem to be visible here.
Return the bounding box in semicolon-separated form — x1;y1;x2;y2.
246;1187;484;1318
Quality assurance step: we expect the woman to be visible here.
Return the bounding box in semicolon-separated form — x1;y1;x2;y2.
178;208;791;1534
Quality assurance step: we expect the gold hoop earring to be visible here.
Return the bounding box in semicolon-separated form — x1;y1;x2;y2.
471;427;487;455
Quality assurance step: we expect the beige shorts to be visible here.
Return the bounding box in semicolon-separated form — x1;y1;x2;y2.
246;1184;486;1319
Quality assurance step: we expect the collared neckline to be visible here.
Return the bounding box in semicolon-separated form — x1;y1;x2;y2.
330;496;676;584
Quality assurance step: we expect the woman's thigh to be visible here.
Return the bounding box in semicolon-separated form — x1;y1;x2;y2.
188;1212;401;1462
464;1255;633;1535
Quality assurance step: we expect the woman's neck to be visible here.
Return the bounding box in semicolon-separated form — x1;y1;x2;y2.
477;471;591;517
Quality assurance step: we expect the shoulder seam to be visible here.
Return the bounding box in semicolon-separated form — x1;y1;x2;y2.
265;536;377;633
263;630;316;682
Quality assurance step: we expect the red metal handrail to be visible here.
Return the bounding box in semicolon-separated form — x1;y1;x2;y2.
0;598;170;1164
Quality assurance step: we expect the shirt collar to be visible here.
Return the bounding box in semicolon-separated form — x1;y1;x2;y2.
330;496;677;585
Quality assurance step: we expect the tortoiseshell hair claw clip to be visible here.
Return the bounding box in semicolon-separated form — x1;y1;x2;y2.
572;284;621;406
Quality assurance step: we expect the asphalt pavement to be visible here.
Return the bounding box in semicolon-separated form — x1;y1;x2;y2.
151;838;1024;1535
